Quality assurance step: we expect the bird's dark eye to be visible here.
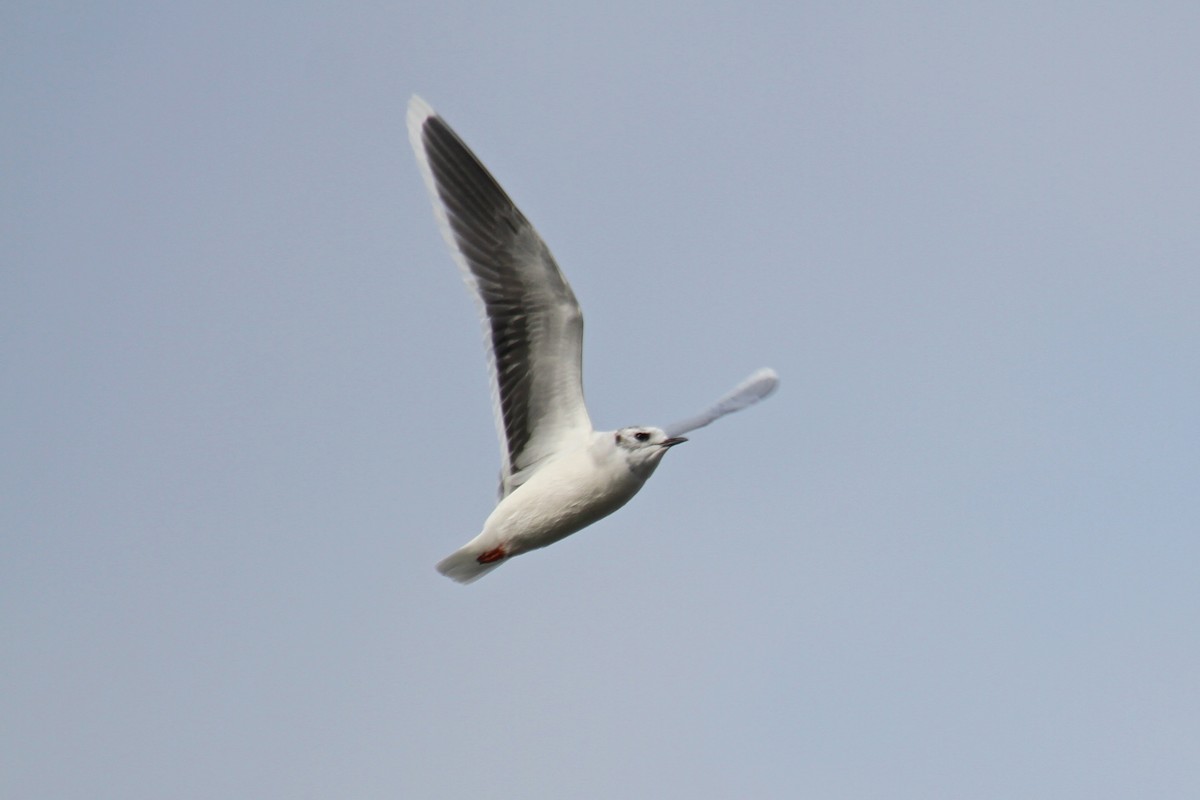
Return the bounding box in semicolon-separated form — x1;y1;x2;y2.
634;431;651;442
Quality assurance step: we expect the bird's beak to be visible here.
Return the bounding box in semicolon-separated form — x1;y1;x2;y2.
661;436;688;448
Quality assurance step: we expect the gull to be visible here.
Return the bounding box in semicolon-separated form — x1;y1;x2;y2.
407;96;779;583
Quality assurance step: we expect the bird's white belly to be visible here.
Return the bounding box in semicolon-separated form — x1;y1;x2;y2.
483;453;652;555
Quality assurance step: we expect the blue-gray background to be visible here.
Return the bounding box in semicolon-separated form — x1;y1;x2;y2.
5;3;1198;798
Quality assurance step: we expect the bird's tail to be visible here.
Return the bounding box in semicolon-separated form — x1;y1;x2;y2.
436;543;505;584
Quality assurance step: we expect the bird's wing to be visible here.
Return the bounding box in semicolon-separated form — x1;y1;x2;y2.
407;96;593;497
664;368;779;437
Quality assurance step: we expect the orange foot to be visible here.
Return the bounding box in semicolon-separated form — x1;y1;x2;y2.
477;546;507;564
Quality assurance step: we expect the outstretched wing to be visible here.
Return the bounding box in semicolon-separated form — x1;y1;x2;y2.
407;96;593;497
664;368;779;438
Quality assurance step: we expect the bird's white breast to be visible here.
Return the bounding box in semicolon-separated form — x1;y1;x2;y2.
481;434;659;556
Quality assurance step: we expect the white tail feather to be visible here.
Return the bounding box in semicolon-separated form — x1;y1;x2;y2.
436;545;504;584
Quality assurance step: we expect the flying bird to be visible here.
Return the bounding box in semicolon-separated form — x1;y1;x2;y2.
407;95;778;583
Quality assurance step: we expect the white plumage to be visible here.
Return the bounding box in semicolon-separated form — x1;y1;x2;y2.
407;96;778;583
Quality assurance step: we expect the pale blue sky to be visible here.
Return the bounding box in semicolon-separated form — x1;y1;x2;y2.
4;3;1199;798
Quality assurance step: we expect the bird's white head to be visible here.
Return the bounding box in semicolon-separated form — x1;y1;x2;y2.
612;426;687;475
